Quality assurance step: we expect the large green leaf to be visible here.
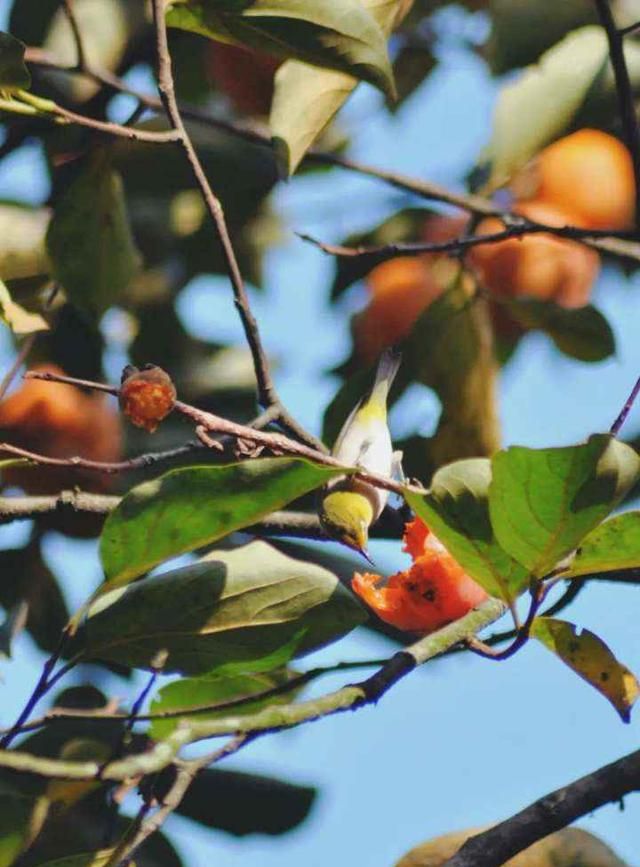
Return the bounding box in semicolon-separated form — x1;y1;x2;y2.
531;617;639;722
503;299;615;363
405;458;530;603
562;511;640;578
0;31;31;91
479;26;609;191
84;541;365;674
99;457;343;588
150;667;295;739
175;767;316;836
166;0;394;97
489;435;640;577
46;151;140;316
270;0;407;174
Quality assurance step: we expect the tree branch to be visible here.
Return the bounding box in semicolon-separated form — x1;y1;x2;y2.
0;599;505;781
444;747;640;866
147;0;324;452
594;0;640;228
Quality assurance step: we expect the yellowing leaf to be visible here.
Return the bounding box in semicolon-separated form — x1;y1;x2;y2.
0;279;48;335
532;617;640;722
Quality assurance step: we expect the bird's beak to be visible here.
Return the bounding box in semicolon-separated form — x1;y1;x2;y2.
358;548;376;568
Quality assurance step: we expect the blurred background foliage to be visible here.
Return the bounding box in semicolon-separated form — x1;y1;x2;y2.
1;0;640;864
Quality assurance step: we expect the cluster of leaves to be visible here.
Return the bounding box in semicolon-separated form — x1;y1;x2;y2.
1;1;640;865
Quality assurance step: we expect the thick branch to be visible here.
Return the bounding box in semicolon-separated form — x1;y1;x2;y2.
0;599;505;781
444;747;640;866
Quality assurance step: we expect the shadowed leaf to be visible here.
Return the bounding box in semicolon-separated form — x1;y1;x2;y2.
531;617;640;722
175;767;316;835
167;0;394;97
46;151;140;316
503;299;615;362
489;435;640;577
0;31;31;90
85;541;365;674
99;457;345;588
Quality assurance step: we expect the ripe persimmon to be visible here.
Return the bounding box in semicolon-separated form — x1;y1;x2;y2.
206;42;280;116
352;518;488;633
0;364;122;515
469;201;600;308
513;129;635;230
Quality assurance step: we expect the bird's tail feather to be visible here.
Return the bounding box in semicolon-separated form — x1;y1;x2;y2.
370;347;402;405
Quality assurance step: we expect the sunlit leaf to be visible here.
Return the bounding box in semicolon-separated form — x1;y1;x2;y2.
271;0;407;174
175;767;316;836
480;27;609;190
405;458;530;603
99;458;344;588
531;616;640;722
85;541;365;674
46;151;140;316
0;31;31;91
0;279;48;335
0;203;50;282
150;667;296;739
503;299;615;363
562;511;640;578
167;0;394;97
489;435;640;577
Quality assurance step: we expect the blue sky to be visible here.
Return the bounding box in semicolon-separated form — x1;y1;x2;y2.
1;6;640;866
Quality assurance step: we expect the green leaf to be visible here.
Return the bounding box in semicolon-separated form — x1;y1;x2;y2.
84;541;365;674
531;617;640;722
489;435;640;577
0;203;50;282
405;458;530;603
150;667;295;739
175;767;316;836
33;851;120;867
0;278;48;335
0;32;31;91
479;26;609;191
270;0;406;174
99;457;344;588
562;511;640;578
503;299;615;362
46;151;140;316
166;0;394;97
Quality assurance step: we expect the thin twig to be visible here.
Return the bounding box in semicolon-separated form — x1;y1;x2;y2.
0;627;71;748
443;747;640;866
594;0;640;228
113;735;251;867
23;369;426;496
62;0;87;69
466;581;547;661
610;373;640;435
148;0;324;451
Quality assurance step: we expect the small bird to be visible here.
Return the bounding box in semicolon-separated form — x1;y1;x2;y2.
319;348;402;559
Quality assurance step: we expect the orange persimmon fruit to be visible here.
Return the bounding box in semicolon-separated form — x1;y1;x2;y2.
0;364;122;499
514;129;635;231
352;518;488;633
469;200;600;308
